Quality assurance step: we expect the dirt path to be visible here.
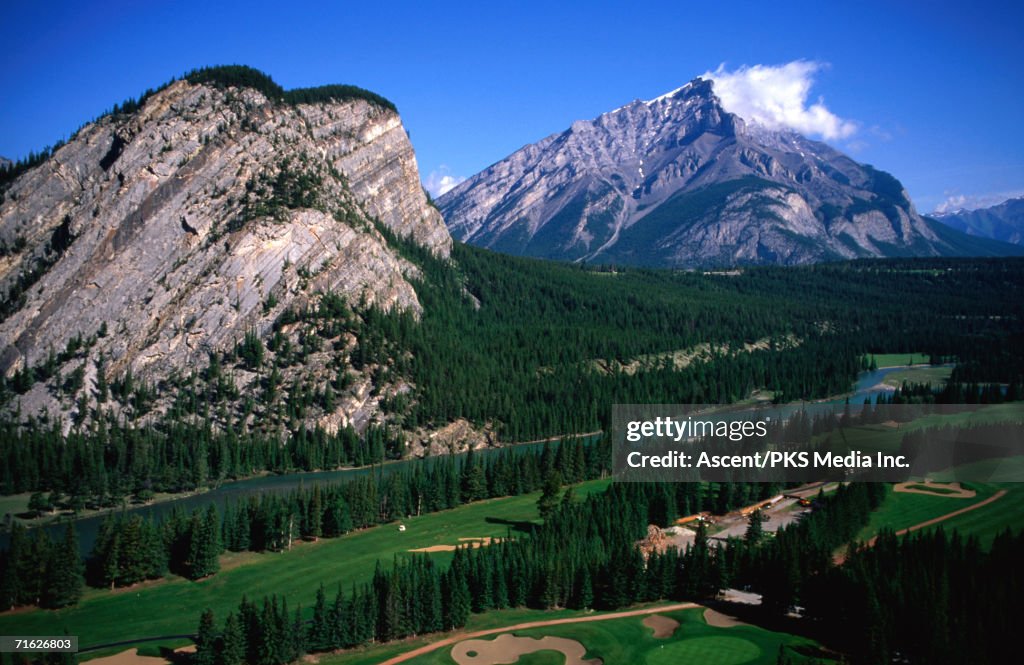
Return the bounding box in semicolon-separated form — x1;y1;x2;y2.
889;489;1007;536
835;489;1007;564
377;603;700;665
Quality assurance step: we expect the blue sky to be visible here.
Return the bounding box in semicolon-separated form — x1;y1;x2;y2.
2;0;1022;212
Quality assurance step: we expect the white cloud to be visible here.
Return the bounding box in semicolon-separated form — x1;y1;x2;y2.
423;167;466;198
934;190;1024;213
702;61;857;141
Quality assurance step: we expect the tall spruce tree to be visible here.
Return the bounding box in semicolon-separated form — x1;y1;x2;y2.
218;612;244;665
42;523;83;608
194;609;217;665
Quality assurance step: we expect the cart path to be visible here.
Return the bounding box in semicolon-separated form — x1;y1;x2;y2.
835;489;1007;564
889;489;1007;537
377;602;701;665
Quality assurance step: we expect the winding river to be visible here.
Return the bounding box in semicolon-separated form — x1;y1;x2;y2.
1;364;936;555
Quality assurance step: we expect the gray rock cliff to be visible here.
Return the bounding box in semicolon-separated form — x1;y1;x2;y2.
0;76;451;437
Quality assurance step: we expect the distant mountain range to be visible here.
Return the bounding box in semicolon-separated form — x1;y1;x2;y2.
931;197;1024;245
440;78;1022;267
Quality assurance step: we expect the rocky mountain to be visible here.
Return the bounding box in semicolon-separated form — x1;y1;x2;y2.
931;197;1024;245
440;78;1019;267
0;158;11;171
0;66;455;445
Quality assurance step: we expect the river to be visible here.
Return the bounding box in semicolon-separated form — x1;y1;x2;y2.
1;364;939;556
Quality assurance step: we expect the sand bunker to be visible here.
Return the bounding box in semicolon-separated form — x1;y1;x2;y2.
642;614;679;638
85;650;169;665
86;645;194;665
894;481;976;498
703;608;747;628
410;537;499;553
451;633;601;665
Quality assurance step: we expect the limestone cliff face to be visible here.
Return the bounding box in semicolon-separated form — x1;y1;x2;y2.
0;77;450;433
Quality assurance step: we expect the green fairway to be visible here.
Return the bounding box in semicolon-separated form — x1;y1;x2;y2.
856;484;997;542
815;403;1024;458
646;636;761;664
866;352;931;368
0;493;31;519
931;455;1024;483
878;366;952;387
311;606;604;665
913;483;1024;547
376;607;830;665
0;479;610;653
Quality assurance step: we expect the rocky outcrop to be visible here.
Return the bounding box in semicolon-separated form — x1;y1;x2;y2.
0;75;451;435
440;78;1003;267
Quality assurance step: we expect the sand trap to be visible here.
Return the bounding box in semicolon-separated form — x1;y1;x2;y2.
642;614;679;638
451;634;600;665
703;608;746;628
410;537;499;553
894;481;976;498
83;646;203;665
84;650;169;665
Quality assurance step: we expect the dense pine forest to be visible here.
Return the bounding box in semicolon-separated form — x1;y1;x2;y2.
2;246;1023;505
0;439;610;609
183;479;1019;665
1;246;1022;664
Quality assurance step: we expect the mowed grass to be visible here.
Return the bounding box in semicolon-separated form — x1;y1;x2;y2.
879;366;952;387
912;483;1024;548
866;352;931;368
0;493;32;519
386;607;831;665
318;606;607;665
0;479;611;652
814;403;1024;457
856;483;998;542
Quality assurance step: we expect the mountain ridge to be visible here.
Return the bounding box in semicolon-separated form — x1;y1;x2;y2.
440;78;1020;267
931;196;1024;245
0;66;453;445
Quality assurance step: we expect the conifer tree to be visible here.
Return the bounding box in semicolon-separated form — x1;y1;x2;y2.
42;523;83;608
194;609;217;665
309;584;329;650
537;471;562;521
460;448;485;503
745;508;766;544
218;612;244;665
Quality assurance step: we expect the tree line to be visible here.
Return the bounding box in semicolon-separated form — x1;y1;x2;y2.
186;480;856;664
0;438;606;611
193;475;1020;665
3;248;1022;499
